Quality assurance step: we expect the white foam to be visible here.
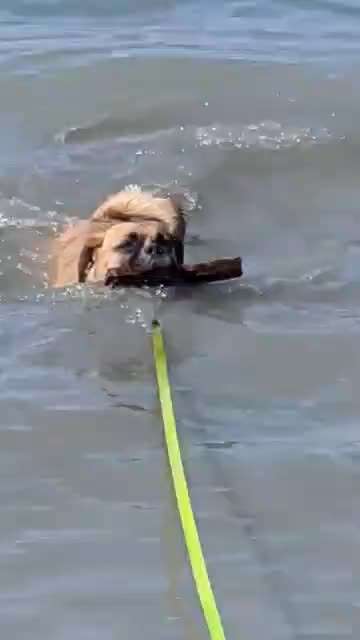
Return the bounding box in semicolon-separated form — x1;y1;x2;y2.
195;121;332;151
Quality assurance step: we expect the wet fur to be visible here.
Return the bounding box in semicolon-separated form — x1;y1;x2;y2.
52;191;185;287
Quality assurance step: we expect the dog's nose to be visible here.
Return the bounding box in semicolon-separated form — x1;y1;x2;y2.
145;244;166;256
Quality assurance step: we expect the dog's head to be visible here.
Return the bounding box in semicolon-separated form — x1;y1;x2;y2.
52;191;186;287
81;220;182;283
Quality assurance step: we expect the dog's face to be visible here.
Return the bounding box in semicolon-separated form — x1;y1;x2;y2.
86;221;180;281
52;191;186;287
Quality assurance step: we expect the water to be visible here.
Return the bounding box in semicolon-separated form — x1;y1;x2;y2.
0;1;359;638
3;1;360;66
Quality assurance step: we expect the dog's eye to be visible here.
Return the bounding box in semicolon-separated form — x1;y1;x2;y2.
154;234;169;255
116;232;138;250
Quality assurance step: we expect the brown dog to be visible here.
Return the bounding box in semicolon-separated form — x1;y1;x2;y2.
52;191;185;287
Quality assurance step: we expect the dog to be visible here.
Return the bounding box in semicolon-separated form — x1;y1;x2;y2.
52;191;186;287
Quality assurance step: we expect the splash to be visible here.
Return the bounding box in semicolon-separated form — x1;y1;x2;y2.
196;121;332;151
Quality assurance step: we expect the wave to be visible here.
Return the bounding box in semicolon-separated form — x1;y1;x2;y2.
55;115;180;145
56;116;334;153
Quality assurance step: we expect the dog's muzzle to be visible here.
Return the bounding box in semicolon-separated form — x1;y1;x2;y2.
135;243;178;270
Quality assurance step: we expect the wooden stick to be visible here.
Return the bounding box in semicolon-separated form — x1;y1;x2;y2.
104;257;242;288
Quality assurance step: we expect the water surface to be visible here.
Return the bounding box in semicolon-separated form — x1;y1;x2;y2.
0;2;359;638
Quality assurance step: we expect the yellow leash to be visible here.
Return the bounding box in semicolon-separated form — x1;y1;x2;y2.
152;320;226;640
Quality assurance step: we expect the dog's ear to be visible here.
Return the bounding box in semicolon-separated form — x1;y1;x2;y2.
78;245;95;282
168;193;187;242
168;193;185;217
52;219;108;287
77;220;110;282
